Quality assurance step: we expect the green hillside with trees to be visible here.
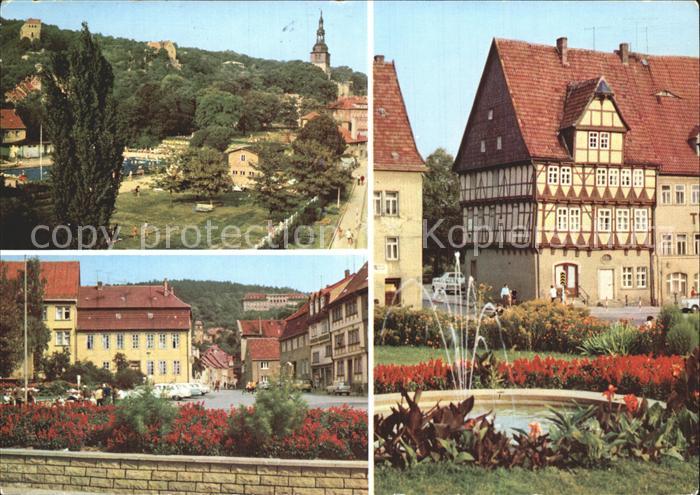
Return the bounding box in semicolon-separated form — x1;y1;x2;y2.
133;279;303;330
0;17;367;148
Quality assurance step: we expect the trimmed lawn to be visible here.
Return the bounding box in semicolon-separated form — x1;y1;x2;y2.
374;345;579;366
112;189;269;249
375;457;700;495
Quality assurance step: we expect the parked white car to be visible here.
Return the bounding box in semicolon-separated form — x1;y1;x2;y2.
198;383;210;395
154;383;192;401
186;383;204;396
681;296;700;313
431;272;466;295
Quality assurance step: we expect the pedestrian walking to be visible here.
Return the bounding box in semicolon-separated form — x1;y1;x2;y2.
549;285;558;302
500;284;511;307
346;228;354;246
94;387;104;406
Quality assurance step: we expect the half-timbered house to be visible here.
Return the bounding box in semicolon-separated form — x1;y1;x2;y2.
455;38;699;305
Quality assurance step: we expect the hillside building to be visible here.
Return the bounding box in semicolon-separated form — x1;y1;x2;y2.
241;292;307;312
20;19;41;41
310;11;330;76
225;145;260;189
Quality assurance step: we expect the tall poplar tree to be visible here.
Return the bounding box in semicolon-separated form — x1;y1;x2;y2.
43;23;124;247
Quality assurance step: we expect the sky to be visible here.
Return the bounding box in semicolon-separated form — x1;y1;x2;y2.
0;254;367;292
375;1;700;158
0;0;368;73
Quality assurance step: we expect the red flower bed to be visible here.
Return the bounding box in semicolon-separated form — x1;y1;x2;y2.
374;354;686;399
0;402;115;451
0;402;367;460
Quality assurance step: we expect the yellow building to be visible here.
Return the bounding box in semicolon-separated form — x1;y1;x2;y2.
20;18;41;41
76;282;192;383
373;56;427;308
225;145;260;189
2;261;81;377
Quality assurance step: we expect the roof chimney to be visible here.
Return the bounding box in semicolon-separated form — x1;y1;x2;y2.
619;43;629;64
97;281;103;290
163;278;169;296
374;55;385;63
345;269;351;278
556;37;569;66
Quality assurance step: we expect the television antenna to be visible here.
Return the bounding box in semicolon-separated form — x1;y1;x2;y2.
583;25;612;50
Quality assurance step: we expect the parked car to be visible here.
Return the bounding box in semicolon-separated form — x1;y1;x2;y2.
431;272;466;294
326;380;351;396
197;383;210;394
186;383;204;396
681;296;700;313
293;379;313;392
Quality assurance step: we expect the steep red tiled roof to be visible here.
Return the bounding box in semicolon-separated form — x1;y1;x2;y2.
333;262;368;305
373;56;426;172
247;338;280;361
300;111;320;121
0;109;26;130
201;344;234;369
327;96;368;110
2;261;80;300
456;39;699;176
280;302;309;341
78;285;190;309
287;293;308;300
238;319;284;338
338;126;368;145
25;18;41;24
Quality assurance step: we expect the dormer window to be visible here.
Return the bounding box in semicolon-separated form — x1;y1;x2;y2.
496;136;502;150
488;109;494;120
480;140;486;153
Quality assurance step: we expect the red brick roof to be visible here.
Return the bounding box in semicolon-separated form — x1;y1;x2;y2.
327;96;368;110
456;39;699;176
300;111;320;121
77;285;191;331
280;302;309;341
333;262;368;305
243;292;266;301
2;261;80;300
25;19;41;24
338;126;368;145
247;338;280;361
238;319;284;338
201;344;234;369
373;56;426;172
0;109;26;130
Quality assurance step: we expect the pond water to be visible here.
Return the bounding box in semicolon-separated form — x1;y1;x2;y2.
471;404;563;434
2;158;165;182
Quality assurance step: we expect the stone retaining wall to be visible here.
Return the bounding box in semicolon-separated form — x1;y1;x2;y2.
0;449;368;495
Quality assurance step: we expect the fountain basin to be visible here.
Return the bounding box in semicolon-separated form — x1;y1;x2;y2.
374;389;664;434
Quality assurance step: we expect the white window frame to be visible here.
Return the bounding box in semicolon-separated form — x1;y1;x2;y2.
172;333;180;349
621;169;631;187
386;236;399;261
260;361;269;370
159;360;167;375
488;108;494;120
622;267;633;289
608;168;619;186
675;184;686;204
676;234;687;256
569;207;581;232
373;192;382;216
132;333;140;349
556;207;568;231
633;209;648;232
159;333;167;349
560;166;572;186
146;333;154;349
597;209;612;232
384;191;399;216
691;184;700;205
666;272;688;296
633;169;644;187
599;132;610;149
588;131;599;149
694;233;700;256
636;267;647;289
103;361;110;371
547;165;559;185
116;333;124;350
616;208;629;232
661;185;672;204
86;334;94;350
480;140;486;153
147;360;154;376
173;360;181;375
596;168;607;187
661;233;673;255
102;334;110;350
55;306;71;321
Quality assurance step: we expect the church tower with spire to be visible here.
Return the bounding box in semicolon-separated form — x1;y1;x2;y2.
310;11;331;76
